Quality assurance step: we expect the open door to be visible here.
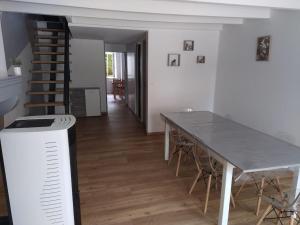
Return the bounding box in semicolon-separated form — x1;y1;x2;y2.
135;41;147;128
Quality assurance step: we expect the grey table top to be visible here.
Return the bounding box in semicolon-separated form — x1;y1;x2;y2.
161;111;300;172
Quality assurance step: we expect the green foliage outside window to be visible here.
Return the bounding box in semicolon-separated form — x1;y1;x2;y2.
106;52;114;78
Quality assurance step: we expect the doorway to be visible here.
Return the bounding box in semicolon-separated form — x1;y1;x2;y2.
105;51;126;113
104;39;147;130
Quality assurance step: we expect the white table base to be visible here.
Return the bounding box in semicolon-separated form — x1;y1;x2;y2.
218;162;234;225
164;121;170;161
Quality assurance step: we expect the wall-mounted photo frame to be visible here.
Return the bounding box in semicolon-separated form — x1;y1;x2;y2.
256;35;271;61
183;40;194;51
168;54;180;67
197;56;205;64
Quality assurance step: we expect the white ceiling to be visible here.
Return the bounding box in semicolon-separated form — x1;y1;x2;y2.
69;26;146;44
2;0;300;31
155;0;300;10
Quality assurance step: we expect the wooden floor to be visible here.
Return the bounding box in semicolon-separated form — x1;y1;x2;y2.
76;95;286;225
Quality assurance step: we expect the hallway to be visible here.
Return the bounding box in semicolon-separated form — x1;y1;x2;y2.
75;98;268;225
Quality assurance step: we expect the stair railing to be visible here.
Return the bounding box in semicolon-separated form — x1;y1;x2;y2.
63;20;70;114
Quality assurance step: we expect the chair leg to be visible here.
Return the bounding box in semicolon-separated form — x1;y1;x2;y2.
275;176;284;199
256;177;265;216
290;216;295;225
235;180;247;199
189;170;202;195
168;144;176;166
256;204;273;225
276;210;283;225
176;150;182;177
230;192;236;208
204;174;212;215
215;176;218;191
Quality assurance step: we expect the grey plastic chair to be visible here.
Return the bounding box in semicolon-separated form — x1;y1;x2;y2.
234;169;291;216
257;189;300;225
168;128;195;176
189;145;236;214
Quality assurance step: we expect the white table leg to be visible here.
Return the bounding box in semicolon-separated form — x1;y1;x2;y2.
218;162;234;225
289;167;300;203
164;122;170;161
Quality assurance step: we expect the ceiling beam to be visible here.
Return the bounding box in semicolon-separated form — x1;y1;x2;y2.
159;0;300;10
70;13;244;25
5;0;271;18
69;19;224;31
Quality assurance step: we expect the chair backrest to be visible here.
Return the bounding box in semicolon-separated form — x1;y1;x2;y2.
192;144;222;175
282;189;300;211
169;127;193;144
112;79;125;94
235;168;292;185
208;154;223;175
112;78;119;83
169;128;178;142
192;145;208;171
119;80;125;88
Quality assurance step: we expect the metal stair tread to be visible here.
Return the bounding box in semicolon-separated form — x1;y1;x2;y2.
32;60;65;64
24;101;64;107
33;51;66;55
35;35;65;39
36;28;65;32
31;70;64;74
29;80;64;84
27;90;64;95
34;43;66;47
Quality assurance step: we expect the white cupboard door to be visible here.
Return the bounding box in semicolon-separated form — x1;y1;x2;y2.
85;89;101;116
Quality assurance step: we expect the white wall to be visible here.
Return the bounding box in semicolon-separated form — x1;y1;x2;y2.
4;43;32;126
105;43;127;52
0;12;29;79
0;13;7;78
214;9;300;146
1;12;32;124
147;29;220;132
2;12;29;69
70;39;107;113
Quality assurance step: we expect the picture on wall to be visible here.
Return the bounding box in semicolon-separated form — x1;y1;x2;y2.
256;35;271;61
183;40;194;51
197;56;205;64
168;54;180;67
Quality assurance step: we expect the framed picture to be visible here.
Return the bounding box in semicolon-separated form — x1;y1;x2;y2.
256;35;271;61
168;54;180;67
197;56;205;64
183;40;194;51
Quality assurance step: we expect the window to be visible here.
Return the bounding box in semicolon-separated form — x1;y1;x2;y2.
105;52;114;78
105;52;124;79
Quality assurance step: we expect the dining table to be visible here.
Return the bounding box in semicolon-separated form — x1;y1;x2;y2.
161;111;300;225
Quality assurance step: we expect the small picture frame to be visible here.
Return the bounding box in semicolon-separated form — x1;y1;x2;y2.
168;54;180;67
256;35;271;61
197;56;205;64
183;40;194;51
